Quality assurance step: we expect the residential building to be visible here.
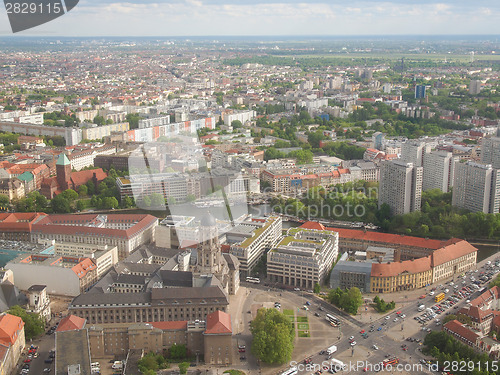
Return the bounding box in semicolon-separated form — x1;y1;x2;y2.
400;140;431;167
378;160;423;215
452;161;500;214
68;144;116;171
0;313;25;375
6;255;98;296
267;227;339;289
25;285;51;321
481;136;500;169
30;214;158;259
81;122;130;140
229;216;282;276
0;178;24;201
469;80;483;95
422;151;456;192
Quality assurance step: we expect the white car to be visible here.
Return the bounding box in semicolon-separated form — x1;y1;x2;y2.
393;318;399;322
294;288;300;291
349;336;355;341
385;315;390;320
350;341;356;346
372;344;379;350
429;291;435;296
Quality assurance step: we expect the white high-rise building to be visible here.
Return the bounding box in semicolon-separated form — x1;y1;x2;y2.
469;80;482;95
481;136;500;169
452;161;500;214
423;151;456;192
400;140;431;167
379;160;423;215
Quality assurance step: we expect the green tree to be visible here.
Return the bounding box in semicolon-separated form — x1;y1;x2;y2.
102;197;119;209
78;184;88;197
179;362;190;375
61;189;78;201
0;194;9;207
150;193;165;207
51;195;71;213
169;344;187;360
250;308;294;365
7;305;45;340
231;120;243;129
314;283;321;294
143;196;152;207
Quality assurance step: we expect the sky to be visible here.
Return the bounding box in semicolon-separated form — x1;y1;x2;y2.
0;0;499;36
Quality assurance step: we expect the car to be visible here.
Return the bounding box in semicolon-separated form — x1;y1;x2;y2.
238;348;245;352
369;328;374;332
377;327;382;331
294;288;300;291
44;359;53;364
44;369;51;373
373;344;379;350
306;301;311;306
394;318;399;322
23;359;31;363
315;312;320;317
319;307;324;311
349;336;355;341
238;345;246;349
350;341;356;346
429;291;435;296
240;356;246;360
400;314;406;319
419;295;426;299
360;329;365;334
319;350;326;355
385;315;390;320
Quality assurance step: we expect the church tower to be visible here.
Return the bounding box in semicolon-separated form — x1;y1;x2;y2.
56;153;71;191
195;213;223;275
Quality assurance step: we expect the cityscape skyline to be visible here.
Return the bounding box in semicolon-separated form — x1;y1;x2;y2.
0;0;499;36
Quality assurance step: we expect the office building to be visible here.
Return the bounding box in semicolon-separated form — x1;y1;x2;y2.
30;214;158;259
422;151;456;192
481;136;500;169
452;161;500;214
378;161;423;215
229;216;282;276
267;227;338;289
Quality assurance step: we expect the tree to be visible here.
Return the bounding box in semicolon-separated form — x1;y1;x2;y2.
150;193;165;207
169;344;187;360
78;184;88;197
179;362;190;375
61;189;78;201
231;120;243;129
142;196;152;207
51;195;71;213
250;308;294;365
0;194;9;207
314;283;321;294
102;197;119;209
7;305;45;340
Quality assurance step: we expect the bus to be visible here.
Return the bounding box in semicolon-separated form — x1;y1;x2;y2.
382;358;399;367
434;292;445;303
325;314;341;326
246;277;260;284
330;358;346;371
281;367;298;375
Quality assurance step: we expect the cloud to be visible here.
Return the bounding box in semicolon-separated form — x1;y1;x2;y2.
1;0;498;36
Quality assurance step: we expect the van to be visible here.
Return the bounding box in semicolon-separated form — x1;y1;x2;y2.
111;361;123;370
418;305;425;312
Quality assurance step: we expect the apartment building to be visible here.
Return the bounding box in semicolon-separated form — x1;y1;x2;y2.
400;140;431;167
481;136;500;169
0;314;25;375
378;160;423;215
452;161;500;214
422;151;456;192
229;216;282;276
267;227;338;290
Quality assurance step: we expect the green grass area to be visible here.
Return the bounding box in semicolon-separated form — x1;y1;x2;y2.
283;309;294;316
286;315;294;323
297;323;309;330
296;316;308;323
298;331;310;338
224;370;246;375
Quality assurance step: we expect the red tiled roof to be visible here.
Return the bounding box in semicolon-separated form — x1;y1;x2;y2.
301;224;444;249
70;168;107;187
149;321;188;330
371;256;431;277
71;258;97;279
0;314;24;346
32;214;158;240
56;315;86;332
443;319;479;344
431;240;477;267
470;286;500;308
205;311;232;335
0;212;48;233
300;221;326;231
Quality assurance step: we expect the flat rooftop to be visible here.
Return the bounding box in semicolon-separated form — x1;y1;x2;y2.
55;329;92;375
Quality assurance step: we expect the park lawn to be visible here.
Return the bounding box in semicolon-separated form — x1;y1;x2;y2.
283;309;294;316
298;331;310;337
297;316;308;323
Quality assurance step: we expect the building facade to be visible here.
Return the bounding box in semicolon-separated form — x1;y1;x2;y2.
378;160;423;215
452;161;500;214
422;151;455;193
267;228;339;289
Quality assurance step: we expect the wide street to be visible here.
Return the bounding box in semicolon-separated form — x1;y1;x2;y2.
227;252;500;375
